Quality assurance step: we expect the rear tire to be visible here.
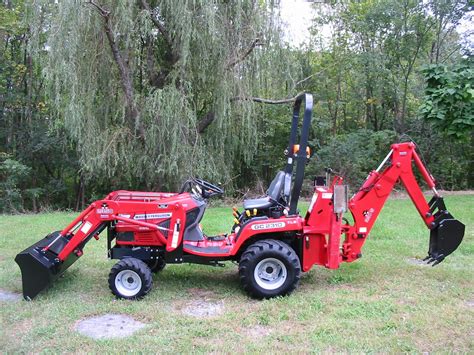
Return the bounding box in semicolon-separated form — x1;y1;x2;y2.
239;239;301;299
108;258;152;300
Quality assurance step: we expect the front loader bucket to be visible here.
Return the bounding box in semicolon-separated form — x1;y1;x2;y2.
15;232;80;300
425;197;465;266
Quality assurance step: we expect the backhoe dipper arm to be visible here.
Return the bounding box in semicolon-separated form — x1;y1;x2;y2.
343;142;464;265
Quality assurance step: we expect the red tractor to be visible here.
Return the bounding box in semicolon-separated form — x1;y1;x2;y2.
16;93;465;300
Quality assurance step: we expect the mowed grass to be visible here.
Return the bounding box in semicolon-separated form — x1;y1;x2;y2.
0;195;472;352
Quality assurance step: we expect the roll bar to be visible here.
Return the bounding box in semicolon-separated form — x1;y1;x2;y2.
284;93;314;215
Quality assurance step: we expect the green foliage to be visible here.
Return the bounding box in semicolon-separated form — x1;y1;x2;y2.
305;0;471;191
1;0;82;212
0;0;472;213
0;1;25;33
308;129;397;188
398;118;473;190
0;154;31;212
310;0;438;133
26;0;299;191
420;59;474;139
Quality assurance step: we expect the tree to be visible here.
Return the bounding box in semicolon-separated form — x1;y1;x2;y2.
309;0;469;134
306;0;472;190
428;0;470;64
420;58;473;139
1;0;472;213
1;0;81;211
27;0;301;191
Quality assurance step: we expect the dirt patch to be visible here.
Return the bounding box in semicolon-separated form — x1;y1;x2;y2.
187;288;216;299
244;325;272;339
181;300;224;318
11;318;34;337
0;289;22;301
180;288;224;318
75;314;146;340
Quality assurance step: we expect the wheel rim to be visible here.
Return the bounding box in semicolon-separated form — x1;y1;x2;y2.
115;270;142;297
254;258;287;290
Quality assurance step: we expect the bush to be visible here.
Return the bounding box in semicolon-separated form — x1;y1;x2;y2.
307;129;397;190
0;155;32;212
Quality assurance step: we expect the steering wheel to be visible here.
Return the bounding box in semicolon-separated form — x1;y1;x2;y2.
192;178;224;198
180;178;224;198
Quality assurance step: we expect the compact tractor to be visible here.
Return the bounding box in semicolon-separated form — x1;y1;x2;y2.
16;93;465;300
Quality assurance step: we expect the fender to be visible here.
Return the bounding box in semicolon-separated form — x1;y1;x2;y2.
230;216;304;256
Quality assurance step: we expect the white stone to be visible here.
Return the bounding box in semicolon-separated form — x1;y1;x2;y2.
0;289;22;302
75;314;146;340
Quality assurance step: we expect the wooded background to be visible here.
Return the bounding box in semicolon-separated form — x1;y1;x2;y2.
1;0;473;212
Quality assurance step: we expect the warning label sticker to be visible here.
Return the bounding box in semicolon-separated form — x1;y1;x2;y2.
80;221;93;234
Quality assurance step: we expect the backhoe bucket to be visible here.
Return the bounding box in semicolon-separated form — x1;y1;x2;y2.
425;197;465;266
15;231;80;300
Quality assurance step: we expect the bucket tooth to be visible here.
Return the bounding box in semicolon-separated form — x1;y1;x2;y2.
431;258;443;267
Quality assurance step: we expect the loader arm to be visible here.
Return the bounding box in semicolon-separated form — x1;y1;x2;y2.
15;197;185;299
342;142;465;265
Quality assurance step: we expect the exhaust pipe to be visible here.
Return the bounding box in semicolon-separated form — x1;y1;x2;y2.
15;231;82;300
424;197;465;266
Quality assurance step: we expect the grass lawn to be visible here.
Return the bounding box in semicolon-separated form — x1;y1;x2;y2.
0;194;472;352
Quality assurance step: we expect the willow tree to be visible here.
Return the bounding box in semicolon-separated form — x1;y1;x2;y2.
27;0;301;191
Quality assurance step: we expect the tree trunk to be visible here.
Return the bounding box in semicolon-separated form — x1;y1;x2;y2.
197;111;216;133
398;75;410;133
469;131;474;188
89;1;144;138
332;76;341;135
75;174;85;211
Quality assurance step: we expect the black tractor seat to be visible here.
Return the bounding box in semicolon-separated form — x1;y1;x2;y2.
243;197;273;210
243;171;290;210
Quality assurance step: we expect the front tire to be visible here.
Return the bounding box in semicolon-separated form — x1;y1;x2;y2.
239;239;301;299
108;258;152;300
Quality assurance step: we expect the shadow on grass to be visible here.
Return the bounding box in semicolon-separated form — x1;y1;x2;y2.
28;263;246;301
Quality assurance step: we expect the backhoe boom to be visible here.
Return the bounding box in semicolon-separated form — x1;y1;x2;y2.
345;143;435;257
303;142;465;271
344;142;464;265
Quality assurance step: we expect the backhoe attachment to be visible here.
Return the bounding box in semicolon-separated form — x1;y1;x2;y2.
345;142;465;266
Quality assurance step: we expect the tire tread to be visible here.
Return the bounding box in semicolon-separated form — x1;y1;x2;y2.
239;239;301;299
108;257;152;300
